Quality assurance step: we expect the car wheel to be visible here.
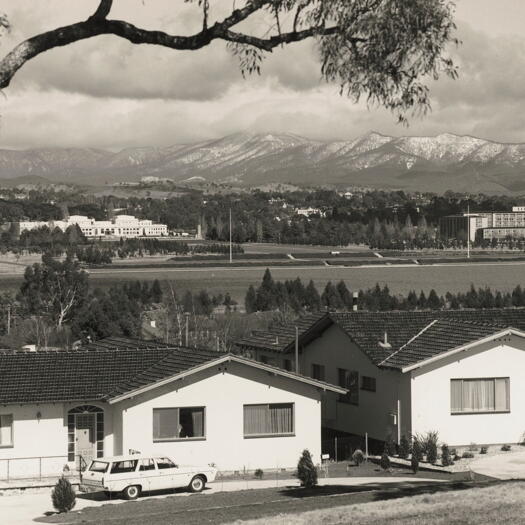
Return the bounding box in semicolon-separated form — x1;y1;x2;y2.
189;475;205;493
123;485;141;500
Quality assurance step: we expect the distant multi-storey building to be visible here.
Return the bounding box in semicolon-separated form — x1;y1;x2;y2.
16;214;168;238
440;207;525;241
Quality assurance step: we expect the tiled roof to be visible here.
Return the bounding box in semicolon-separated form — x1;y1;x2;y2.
379;319;508;369
235;312;331;352
235;308;525;370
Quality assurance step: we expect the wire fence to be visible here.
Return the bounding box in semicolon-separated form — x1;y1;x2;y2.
0;455;86;483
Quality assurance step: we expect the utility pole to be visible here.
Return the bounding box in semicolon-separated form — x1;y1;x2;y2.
6;305;11;335
295;326;299;374
185;313;189;347
467;203;470;259
229;207;233;264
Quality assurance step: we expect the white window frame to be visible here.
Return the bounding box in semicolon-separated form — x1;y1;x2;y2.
152;406;206;442
243;403;295;438
0;414;13;448
451;377;510;414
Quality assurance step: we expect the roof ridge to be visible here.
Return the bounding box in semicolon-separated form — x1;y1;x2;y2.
378;319;439;366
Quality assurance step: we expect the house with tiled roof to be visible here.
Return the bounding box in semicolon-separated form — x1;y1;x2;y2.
235;309;525;447
0;338;344;480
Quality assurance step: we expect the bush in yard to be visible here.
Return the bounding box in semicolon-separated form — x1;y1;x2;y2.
441;444;453;467
297;449;318;488
501;444;512;452
427;439;438;464
384;433;397;457
254;469;264;479
415;430;439;459
352;449;365;466
480;446;489;455
411;438;422;474
380;452;391;471
399;435;411;460
51;476;76;513
462;451;474;459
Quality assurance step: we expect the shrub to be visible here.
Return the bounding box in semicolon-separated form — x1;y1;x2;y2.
51;477;76;513
384;434;397;457
501;444;512;452
254;469;264;479
352;449;365;466
453;454;461;462
480;446;488;455
297;449;318;488
411;438;421;474
427;440;438;464
399;435;411;460
441;444;452;467
380;452;391;471
462;451;474;459
415;430;439;459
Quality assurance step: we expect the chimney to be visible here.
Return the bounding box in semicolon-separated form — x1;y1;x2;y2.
352;291;358;311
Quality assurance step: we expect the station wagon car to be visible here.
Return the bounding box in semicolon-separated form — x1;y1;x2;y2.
80;454;217;499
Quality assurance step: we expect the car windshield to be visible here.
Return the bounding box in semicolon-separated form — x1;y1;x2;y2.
89;461;109;473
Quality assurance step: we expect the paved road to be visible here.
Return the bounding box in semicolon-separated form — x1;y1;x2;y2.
471;450;525;480
0;477;444;525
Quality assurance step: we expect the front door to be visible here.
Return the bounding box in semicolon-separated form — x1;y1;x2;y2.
76;414;95;463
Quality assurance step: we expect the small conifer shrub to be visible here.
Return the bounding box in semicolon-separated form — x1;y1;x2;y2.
352;449;365;466
411;438;422;474
297;449;318;488
399;435;411;459
254;469;264;479
441;444;452;467
384;434;397;456
51;477;76;513
380;452;391;471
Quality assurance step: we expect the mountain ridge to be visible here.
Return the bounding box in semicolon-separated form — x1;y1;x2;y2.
1;131;525;193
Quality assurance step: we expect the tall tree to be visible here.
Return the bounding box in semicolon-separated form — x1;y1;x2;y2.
0;1;458;122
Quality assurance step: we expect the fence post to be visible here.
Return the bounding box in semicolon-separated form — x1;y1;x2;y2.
335;437;338;463
6;459;9;482
39;457;42;481
365;432;369;461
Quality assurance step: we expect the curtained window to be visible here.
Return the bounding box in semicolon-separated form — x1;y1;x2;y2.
451;378;510;413
153;407;205;441
0;414;13;447
338;369;359;405
244;403;294;437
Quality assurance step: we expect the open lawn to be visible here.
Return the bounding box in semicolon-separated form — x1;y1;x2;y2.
238;481;525;525
37;479;506;525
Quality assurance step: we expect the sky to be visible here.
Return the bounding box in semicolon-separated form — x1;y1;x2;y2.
0;0;523;150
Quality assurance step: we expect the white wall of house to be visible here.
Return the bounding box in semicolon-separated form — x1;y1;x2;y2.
0;402;113;479
410;335;525;446
295;324;410;442
113;361;323;472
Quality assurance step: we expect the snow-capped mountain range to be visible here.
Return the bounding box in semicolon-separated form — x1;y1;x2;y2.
1;131;525;193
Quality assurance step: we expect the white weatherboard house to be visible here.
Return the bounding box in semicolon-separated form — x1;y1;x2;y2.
0;338;344;480
237;309;525;448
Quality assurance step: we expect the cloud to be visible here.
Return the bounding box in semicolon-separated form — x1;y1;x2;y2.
1;1;525;148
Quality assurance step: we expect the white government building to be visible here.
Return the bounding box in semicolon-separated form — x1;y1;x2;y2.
18;215;168;238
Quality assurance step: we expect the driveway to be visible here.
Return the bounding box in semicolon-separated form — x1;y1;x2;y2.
0;476;444;525
471;450;525;480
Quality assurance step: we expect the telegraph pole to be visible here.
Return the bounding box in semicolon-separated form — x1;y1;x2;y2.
467;203;470;259
229;207;233;264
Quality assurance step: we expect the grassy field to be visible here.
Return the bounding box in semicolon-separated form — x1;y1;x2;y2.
238;481;525;525
4;260;525;302
39;479;511;525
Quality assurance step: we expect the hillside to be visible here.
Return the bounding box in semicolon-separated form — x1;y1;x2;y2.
1;132;525;193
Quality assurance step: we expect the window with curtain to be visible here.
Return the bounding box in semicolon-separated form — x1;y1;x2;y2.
153;407;205;441
338;369;359;405
244;403;294;437
0;414;13;447
451;378;510;413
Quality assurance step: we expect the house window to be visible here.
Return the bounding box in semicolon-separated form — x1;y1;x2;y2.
0;414;13;447
338;369;359;405
311;364;325;381
153;407;205;441
244;403;294;437
361;376;376;392
451;378;510;414
283;359;293;371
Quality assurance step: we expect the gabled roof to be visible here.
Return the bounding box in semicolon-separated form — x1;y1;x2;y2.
0;338;344;406
236;308;525;371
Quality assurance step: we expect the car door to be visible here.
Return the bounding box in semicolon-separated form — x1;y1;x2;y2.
138;458;158;493
154;457;179;490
